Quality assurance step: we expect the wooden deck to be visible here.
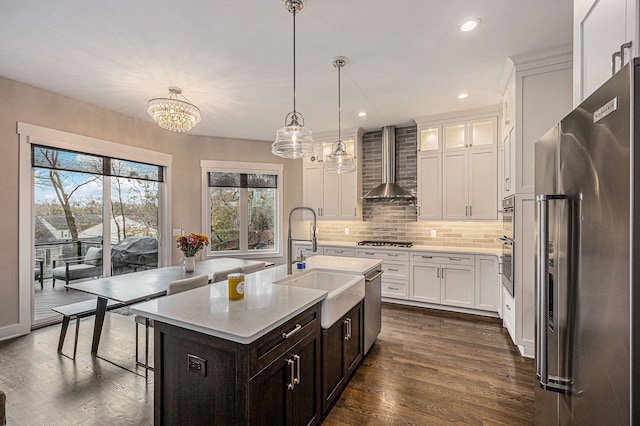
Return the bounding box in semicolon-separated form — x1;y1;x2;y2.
34;278;99;323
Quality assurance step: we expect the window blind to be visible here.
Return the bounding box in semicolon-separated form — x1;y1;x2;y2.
32;145;164;182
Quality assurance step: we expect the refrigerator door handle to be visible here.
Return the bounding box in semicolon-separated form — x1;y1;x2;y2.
536;194;578;394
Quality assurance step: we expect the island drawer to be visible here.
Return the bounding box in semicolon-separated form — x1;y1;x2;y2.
249;302;321;375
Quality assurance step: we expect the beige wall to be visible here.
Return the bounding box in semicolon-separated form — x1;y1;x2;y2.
0;76;302;330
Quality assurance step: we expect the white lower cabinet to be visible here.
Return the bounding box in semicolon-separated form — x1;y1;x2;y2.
355;248;409;300
410;263;440;303
474;255;500;312
502;286;516;341
410;252;498;313
410;253;475;308
440;264;475;308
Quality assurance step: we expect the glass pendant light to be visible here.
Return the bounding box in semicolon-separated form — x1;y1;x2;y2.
324;57;356;174
272;0;314;159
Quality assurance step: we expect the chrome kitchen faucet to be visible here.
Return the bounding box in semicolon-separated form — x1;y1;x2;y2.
287;207;317;274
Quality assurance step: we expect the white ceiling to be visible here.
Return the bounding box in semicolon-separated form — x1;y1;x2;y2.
0;0;572;141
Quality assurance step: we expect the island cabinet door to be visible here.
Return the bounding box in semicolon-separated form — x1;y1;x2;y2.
322;301;364;414
248;328;321;426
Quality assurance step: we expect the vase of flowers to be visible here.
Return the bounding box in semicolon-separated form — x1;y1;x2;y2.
176;233;209;273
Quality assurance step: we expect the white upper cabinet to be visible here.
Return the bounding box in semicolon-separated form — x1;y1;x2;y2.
443;118;497;151
499;48;573;196
419;126;441;152
415;108;499;221
302;128;363;220
574;0;639;105
417;153;442;220
442;148;497;220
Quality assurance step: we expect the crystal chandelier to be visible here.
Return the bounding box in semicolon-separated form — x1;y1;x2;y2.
148;87;201;132
272;0;314;159
324;57;356;174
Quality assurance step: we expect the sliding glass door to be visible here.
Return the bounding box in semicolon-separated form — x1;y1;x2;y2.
31;146;163;324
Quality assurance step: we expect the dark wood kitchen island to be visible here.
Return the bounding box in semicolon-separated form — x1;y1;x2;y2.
130;257;381;425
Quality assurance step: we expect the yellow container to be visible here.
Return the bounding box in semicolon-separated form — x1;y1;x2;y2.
228;273;245;300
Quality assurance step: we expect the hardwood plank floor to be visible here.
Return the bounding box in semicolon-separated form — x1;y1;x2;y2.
0;303;534;425
323;304;535;425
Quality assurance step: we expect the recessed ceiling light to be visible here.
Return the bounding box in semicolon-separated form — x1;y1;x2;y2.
358;112;367;117
457;93;469;99
459;18;482;32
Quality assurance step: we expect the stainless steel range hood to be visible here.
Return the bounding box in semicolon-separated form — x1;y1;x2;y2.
363;126;414;200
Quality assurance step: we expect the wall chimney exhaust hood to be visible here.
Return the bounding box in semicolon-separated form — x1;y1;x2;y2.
363;126;414;200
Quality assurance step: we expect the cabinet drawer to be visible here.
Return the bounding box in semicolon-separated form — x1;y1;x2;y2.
323;247;356;257
250;303;321;376
356;249;409;261
293;244;324;258
382;261;409;280
381;279;408;299
411;252;475;266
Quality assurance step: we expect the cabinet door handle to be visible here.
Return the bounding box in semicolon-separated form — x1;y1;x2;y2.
421;255;433;259
364;252;375;256
469;206;473;216
387;253;398;257
343;318;351;340
437;267;440;278
465;206;469;216
347;318;352;340
388;268;399;272
388;286;399;291
282;324;302;340
418;205;421;216
448;257;462;261
335;250;343;253
293;354;301;385
287;358;296;390
505;304;511;311
354;207;357;216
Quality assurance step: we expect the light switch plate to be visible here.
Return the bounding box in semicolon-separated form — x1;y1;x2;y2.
187;354;206;377
431;229;437;238
172;228;183;237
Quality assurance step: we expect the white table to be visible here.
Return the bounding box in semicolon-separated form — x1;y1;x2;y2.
66;258;268;354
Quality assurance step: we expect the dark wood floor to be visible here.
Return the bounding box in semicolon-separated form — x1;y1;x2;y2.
323;304;535;425
0;303;534;425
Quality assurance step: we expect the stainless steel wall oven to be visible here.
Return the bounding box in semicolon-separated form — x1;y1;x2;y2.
499;195;515;296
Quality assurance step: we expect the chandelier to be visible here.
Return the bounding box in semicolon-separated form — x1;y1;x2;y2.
324;57;356;174
272;0;314;159
148;87;201;132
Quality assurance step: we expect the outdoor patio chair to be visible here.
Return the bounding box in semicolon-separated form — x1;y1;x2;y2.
52;247;103;288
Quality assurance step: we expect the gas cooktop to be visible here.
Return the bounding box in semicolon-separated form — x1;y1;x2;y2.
357;240;413;248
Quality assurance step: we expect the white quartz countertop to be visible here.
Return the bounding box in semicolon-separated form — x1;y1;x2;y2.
308;240;501;256
129;256;381;344
305;255;382;273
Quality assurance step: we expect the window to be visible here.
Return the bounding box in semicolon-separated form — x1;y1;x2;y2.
202;161;283;256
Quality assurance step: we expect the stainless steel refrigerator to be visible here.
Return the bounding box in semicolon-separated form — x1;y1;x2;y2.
534;58;640;425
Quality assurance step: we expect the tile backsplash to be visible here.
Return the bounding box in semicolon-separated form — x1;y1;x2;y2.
316;221;502;249
301;124;502;249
